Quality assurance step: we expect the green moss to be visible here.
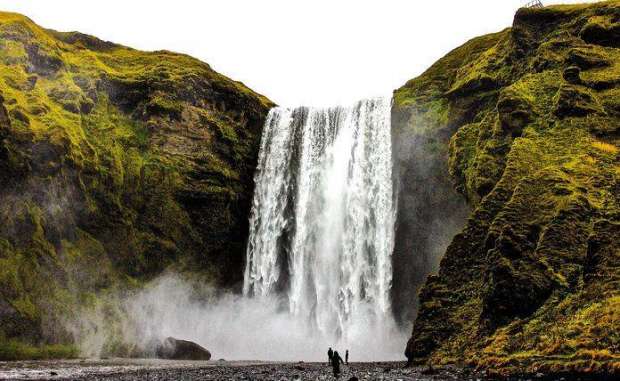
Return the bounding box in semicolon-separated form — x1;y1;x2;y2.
394;29;509;108
0;10;273;358
0;338;79;361
399;0;620;376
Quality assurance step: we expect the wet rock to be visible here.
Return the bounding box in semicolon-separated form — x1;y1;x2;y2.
562;66;581;84
155;337;211;361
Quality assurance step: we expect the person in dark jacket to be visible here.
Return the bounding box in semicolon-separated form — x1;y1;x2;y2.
327;347;333;365
332;350;344;377
345;349;349;365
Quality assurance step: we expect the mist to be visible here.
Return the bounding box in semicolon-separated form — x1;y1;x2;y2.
70;273;408;361
390;109;470;325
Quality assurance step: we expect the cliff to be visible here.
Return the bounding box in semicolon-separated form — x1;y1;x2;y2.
0;11;273;359
395;1;619;376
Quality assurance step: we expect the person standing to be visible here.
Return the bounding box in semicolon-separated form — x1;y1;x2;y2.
332;350;344;377
327;347;334;365
345;349;349;365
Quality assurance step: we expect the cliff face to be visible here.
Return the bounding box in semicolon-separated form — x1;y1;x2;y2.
395;1;619;375
0;11;273;356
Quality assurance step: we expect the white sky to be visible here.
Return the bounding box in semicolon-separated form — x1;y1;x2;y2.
0;0;597;106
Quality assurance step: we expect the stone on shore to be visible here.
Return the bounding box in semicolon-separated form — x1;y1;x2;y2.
155;337;211;361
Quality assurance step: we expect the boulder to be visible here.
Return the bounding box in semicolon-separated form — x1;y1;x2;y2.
156;337;211;361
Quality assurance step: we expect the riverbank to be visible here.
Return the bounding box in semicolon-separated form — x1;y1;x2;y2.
1;359;616;380
0;360;467;380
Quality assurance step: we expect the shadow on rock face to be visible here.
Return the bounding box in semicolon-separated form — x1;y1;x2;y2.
156;337;211;361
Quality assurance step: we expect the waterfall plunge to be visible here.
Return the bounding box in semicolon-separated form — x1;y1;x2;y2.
244;98;400;352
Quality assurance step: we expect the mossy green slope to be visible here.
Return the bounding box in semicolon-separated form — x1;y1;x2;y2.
0;11;273;358
395;1;619;376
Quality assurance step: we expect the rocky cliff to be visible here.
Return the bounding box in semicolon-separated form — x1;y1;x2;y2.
0;11;273;358
395;1;619;375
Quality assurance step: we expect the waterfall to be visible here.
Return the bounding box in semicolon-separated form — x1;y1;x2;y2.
244;98;397;343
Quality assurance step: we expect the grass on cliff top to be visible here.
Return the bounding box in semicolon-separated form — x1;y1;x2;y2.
393;29;509;107
3;9;271;103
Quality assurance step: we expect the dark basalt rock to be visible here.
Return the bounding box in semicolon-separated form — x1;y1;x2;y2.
481;255;554;328
156;337;211;361
24;43;63;76
554;84;602;118
497;90;535;137
567;48;611;70
580;16;620;48
562;65;582;84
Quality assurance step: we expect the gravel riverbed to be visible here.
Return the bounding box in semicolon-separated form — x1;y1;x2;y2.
0;360;482;380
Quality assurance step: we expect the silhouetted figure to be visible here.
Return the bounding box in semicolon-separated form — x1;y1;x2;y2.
345;349;349;365
327;347;333;365
332;350;344;377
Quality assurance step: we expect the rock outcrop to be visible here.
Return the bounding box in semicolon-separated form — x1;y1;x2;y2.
395;1;619;376
0;11;273;357
156;337;211;361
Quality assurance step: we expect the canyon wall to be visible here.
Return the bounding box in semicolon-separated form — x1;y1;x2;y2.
0;11;273;356
396;1;619;375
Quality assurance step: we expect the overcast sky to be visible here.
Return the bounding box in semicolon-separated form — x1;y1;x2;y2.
0;0;597;106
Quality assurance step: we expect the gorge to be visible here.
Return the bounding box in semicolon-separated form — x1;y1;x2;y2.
0;1;619;378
